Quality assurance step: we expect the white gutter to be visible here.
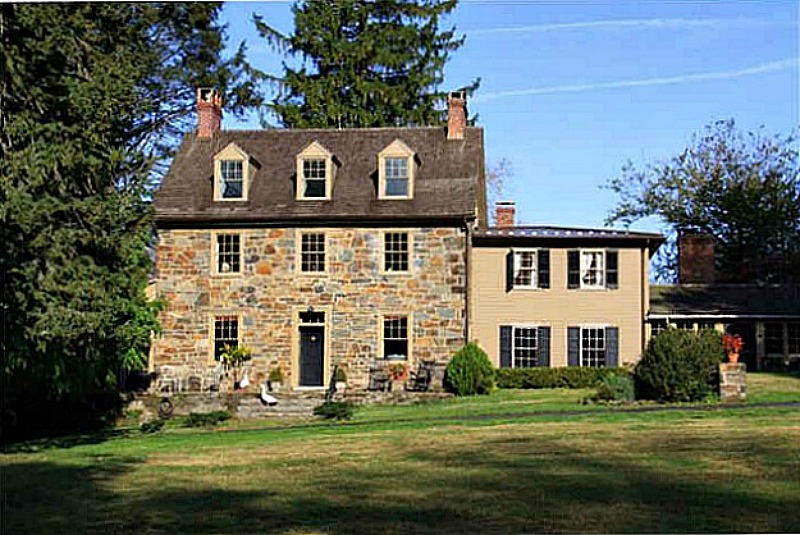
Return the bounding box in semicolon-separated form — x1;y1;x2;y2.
648;313;800;320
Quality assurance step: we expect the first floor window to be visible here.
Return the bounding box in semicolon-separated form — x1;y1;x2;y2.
300;233;326;272
384;232;409;272
674;320;695;331
789;323;800;354
216;233;241;273
513;327;539;368
214;316;238;361
765;323;784;354
499;325;551;368
220;160;243;199
650;320;668;339
383;316;409;360
568;326;619;368
581;327;606;367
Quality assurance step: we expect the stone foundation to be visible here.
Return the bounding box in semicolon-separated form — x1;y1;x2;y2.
719;362;746;402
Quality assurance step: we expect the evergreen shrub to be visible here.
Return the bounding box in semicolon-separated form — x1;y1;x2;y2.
634;328;724;402
495;367;630;389
444;343;495;396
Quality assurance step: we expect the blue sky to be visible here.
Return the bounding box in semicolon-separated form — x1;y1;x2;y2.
220;0;799;233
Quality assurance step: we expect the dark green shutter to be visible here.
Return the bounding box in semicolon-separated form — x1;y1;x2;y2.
567;251;580;289
605;327;619;367
568;327;580;366
606;250;619;289
537;326;551;367
500;326;512;368
538;249;550;289
506;251;514;292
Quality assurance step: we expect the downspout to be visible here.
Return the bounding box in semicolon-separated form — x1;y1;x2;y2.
464;217;472;343
641;244;648;353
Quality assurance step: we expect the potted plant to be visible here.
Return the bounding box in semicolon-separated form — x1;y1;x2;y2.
334;366;348;393
268;365;284;392
723;334;743;363
219;344;253;389
387;362;408;382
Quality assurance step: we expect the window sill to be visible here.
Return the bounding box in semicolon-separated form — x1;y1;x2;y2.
212;272;243;278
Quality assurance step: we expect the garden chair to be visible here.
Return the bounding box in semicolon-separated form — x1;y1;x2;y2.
405;360;434;392
367;363;390;391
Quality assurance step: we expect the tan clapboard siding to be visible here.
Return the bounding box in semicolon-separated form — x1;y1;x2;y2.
470;247;647;367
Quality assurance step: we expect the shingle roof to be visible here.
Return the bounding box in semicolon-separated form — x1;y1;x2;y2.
473;225;664;254
650;284;800;318
154;127;484;225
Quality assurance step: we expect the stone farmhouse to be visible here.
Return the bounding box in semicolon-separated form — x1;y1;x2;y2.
150;89;666;391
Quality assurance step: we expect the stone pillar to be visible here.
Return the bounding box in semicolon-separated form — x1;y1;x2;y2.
719;363;746;402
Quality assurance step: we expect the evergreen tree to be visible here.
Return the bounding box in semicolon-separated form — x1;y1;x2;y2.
256;0;477;128
1;4;262;436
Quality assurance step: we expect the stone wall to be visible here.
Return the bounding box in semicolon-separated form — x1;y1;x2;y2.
718;363;746;402
151;226;466;389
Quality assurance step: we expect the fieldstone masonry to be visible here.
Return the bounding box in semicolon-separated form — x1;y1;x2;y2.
152;226;467;389
718;362;746;402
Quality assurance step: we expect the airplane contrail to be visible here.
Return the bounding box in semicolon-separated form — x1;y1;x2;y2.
468;17;762;36
473;58;798;103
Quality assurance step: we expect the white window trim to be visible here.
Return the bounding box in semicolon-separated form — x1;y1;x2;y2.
295;229;328;276
209;313;244;364
210;230;245;277
579;249;606;290
577;324;608;368
511;248;539;290
380;230;413;275
296;141;335;201
508;324;544;369
213;143;251;202
378;139;415;200
379;314;413;361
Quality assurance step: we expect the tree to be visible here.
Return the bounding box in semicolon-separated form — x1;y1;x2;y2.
1;4;262;436
605;120;800;282
255;0;478;128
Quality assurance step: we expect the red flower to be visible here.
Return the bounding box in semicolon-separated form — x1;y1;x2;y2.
723;334;743;353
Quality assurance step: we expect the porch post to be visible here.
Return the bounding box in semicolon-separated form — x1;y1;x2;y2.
755;322;765;371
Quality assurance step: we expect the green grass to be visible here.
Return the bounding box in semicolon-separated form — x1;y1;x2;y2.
3;372;799;534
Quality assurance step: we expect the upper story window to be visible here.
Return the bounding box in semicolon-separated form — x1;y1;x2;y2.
213;143;251;201
384;232;409;272
215;233;241;274
378;139;415;200
567;249;618;290
296;141;334;200
506;249;550;291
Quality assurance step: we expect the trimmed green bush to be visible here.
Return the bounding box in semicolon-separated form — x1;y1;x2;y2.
634;328;724;402
183;411;232;428
444;343;495;396
593;373;635;403
313;401;355;420
139;419;165;434
495;367;631;389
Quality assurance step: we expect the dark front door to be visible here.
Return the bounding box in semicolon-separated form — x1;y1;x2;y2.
299;326;324;386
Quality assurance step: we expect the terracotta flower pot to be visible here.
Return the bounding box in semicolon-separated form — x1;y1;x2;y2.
728;352;740;363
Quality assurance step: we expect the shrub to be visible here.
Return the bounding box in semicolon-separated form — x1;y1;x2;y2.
593;374;635;403
634;328;724;402
495;367;631;389
268;366;284;383
313;401;355;420
183;411;232;428
140;419;165;434
333;366;347;383
444;343;495;396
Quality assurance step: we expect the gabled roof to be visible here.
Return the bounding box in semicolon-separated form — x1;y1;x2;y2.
154;127;484;226
473;225;664;255
650;284;800;318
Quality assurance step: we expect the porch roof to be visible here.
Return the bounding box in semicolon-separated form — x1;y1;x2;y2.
649;284;800;319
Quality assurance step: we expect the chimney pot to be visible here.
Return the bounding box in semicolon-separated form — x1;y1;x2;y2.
495;201;516;228
447;91;467;140
197;87;223;138
678;232;715;283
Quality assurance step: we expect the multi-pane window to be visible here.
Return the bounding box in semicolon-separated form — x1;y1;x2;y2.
384;232;409;272
302;159;327;198
674;320;695;331
788;323;800;354
765;323;784;354
384;157;409;197
580;251;605;288
512;327;539;368
650;320;668;339
513;251;537;288
220;160;243;199
213;316;238;361
216;234;241;273
300;233;326;273
581;327;606;367
383;316;409;360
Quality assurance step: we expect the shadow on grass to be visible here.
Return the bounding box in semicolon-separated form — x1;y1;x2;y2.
4;432;799;534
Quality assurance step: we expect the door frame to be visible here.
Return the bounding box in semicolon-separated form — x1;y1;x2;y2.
291;305;331;389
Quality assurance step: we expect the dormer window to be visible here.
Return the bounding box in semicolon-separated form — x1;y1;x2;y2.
378;139;415;200
213;143;251;201
297;141;334;200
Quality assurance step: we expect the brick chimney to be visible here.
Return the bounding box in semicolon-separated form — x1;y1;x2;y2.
495;201;516;228
197;88;222;138
678;232;716;283
447;90;467;140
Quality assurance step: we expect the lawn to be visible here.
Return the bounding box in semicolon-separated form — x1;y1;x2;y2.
3;373;799;534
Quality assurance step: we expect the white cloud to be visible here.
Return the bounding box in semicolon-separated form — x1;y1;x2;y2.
473;58;799;103
468;17;763;36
